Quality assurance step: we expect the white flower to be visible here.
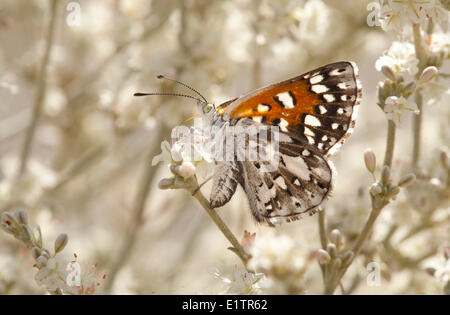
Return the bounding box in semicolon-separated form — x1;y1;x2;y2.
248;232;309;277
214;265;264;295
152;126;215;167
424;31;450;58
380;0;448;33
296;0;331;45
376;41;419;75
34;257;69;293
246;232;311;294
384;96;420;126
429;253;450;283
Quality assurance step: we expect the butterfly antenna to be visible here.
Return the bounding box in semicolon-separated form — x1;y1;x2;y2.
156;75;208;103
133;92;202;103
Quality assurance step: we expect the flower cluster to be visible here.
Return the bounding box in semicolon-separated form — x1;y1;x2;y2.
379;0;449;34
153;124;216;179
0;209;104;294
246;231;315;294
214;264;264;295
426;247;450;294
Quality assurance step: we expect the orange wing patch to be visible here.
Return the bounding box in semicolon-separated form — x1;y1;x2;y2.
229;80;321;127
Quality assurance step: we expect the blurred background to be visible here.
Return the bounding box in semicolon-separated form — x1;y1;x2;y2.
0;0;448;294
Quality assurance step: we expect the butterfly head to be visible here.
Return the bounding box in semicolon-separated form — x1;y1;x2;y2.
199;100;215;115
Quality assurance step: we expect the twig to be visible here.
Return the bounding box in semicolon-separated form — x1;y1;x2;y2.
323;104;396;294
162;174;250;268
383;120;396;168
17;0;59;179
188;179;250;267
318;209;328;250
412;90;423;170
411;23;427;171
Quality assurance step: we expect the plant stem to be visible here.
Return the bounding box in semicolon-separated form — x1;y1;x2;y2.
383;120;396;168
318;209;328;250
17;0;58;179
412;90;423;170
324;107;396;294
187;180;249;267
411;23;427;171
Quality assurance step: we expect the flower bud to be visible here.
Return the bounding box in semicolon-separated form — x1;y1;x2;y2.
54;233;68;254
403;82;416;96
381;165;391;184
32;247;42;260
33;225;43;248
370;183;383;196
377;80;394;105
158;177;175;190
381;65;396;81
418;66;438;84
1;212;17;227
35;255;48;269
14;209;28;225
330;229;342;247
389;186;400;196
317;249;331;264
41;249;51;259
398;173;416;187
327;243;338;258
364;149;376;174
20;224;33;243
177;162;196;179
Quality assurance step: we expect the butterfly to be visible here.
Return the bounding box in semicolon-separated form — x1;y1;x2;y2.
137;62;361;226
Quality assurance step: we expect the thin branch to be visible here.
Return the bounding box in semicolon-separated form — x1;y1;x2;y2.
188;180;250;267
383;120;396;168
323;105;396;294
17;0;59;179
318;209;328;250
412;90;423;170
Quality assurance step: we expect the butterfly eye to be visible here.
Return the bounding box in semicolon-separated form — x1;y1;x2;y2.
203;103;214;114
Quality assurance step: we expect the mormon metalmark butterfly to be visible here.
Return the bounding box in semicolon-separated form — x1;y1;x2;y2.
137;62;361;226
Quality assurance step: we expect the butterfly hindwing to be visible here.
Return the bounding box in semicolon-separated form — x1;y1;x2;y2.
209;162;242;208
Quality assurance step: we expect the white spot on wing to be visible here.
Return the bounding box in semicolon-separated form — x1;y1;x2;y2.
305;115;321;127
304;127;315;144
279;118;289;132
276;92;295;109
330;68;346;76
258;104;270;112
323;94;335;102
310;75;324;84
318;105;327;114
332;123;339;129
311;84;329;93
252;116;263;123
275;176;287;190
282;155;311;181
338;82;347;89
